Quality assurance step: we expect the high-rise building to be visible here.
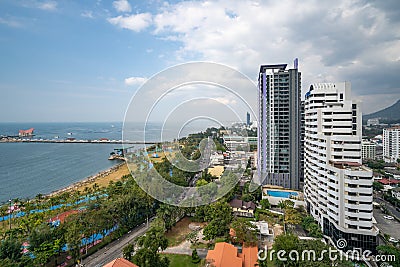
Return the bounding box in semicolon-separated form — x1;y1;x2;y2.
383;126;400;163
257;61;303;189
304;82;377;253
246;112;251;127
362;140;376;160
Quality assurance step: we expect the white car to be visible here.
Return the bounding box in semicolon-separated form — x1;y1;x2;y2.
383;215;394;220
389;237;399;243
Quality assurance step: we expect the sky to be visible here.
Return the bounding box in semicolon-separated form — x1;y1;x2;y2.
0;0;399;123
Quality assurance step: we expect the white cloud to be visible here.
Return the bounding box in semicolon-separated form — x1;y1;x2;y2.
37;1;57;11
147;0;400;113
0;17;23;28
81;11;94;19
112;0;132;13
125;76;147;86
107;0;400;113
108;13;152;32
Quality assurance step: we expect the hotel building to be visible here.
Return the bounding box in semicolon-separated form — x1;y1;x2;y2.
257;61;303;189
383;126;400;163
303;82;377;252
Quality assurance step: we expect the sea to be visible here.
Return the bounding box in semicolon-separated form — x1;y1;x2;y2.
0;122;208;204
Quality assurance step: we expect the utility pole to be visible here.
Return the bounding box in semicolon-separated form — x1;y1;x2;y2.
9;199;12;230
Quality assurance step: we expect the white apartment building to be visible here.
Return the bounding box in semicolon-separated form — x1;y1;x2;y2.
304;82;377;253
362;140;376;160
383;126;400;163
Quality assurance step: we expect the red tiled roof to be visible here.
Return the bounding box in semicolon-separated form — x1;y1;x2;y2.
239;246;259;267
19;128;34;134
103;258;139;267
206;242;242;267
378;178;400;185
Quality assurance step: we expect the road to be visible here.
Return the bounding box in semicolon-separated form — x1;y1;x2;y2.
81;223;149;267
374;197;400;219
374;207;400;240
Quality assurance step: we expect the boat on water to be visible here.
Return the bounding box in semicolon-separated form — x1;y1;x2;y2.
67;132;73;135
108;150;125;161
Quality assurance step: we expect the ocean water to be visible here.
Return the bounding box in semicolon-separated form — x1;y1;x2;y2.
0;123;129;203
0;122;210;203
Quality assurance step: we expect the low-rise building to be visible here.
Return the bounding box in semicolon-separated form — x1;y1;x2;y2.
251;221;274;237
229;199;256;218
206;242;258;267
367;118;380;126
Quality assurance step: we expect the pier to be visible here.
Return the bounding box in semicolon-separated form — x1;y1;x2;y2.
0;138;156;145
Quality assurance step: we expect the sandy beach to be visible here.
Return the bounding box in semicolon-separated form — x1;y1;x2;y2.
47;162;131;197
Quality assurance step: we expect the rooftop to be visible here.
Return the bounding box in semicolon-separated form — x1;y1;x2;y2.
229;199;256;210
259;64;287;73
206;242;258;267
103;258;139;267
206;242;242;267
378;178;400;185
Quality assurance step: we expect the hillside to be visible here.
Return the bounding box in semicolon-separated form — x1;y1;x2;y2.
363;99;400;123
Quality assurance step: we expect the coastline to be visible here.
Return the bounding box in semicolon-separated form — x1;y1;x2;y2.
47;161;130;197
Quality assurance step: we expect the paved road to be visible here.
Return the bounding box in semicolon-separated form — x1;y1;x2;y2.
375;197;400;219
81;223;149;267
374;207;400;240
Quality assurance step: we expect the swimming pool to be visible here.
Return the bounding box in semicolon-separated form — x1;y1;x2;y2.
266;190;298;198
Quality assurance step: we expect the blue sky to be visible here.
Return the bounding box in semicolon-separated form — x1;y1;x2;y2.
1;0;399;122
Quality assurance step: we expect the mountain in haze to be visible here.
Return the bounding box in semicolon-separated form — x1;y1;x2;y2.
363;99;400;123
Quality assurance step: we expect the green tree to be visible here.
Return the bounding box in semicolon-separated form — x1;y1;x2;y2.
377;245;400;267
284;208;302;225
123;243;135;261
186;231;199;246
133;225;169;267
0;237;22;262
191;249;201;264
373;181;384;191
230;217;258;246
203;201;233;240
260;199;271;210
33;241;53;266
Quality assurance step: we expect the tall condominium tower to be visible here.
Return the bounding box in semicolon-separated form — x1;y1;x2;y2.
257;61;303;189
383;126;400;163
246;112;251;127
304;82;377;253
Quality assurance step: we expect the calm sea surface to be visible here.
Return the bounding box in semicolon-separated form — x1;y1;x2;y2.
0;122;207;203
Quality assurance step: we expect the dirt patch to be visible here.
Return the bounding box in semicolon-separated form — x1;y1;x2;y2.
166;217;207;247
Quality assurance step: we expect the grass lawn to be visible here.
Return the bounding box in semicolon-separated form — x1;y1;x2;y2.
164;254;202;267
